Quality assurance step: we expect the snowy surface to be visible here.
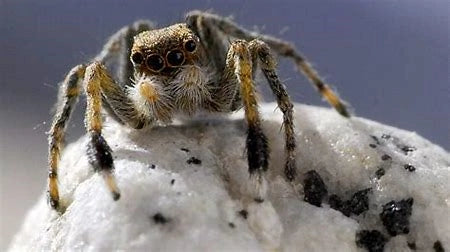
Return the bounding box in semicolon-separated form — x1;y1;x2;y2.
9;103;449;251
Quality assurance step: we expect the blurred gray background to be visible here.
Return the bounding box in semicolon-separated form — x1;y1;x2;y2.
0;0;448;249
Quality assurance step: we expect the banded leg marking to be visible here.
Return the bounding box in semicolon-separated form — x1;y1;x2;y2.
48;64;86;210
84;62;122;201
249;40;297;181
224;40;269;201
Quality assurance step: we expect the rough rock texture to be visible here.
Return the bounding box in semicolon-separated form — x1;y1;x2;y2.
9;103;449;251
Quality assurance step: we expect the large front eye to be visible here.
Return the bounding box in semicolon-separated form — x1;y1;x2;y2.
166;50;185;66
131;52;144;65
184;39;197;52
146;54;165;72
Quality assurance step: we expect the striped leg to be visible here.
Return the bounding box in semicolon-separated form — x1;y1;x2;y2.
261;38;350;117
83;61;160;200
185;11;350;117
249;40;297;181
224;40;269;202
48;64;86;211
48;62;147;212
83;62;122;203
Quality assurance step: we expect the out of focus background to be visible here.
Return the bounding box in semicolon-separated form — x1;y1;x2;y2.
0;0;448;249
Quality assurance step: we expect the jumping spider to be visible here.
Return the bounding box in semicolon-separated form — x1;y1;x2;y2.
48;11;350;212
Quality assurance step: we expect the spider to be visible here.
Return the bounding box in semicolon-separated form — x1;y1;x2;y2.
48;10;350;212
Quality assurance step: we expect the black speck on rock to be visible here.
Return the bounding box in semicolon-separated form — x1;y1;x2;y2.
170;179;175;185
329;188;371;217
356;230;388;252
148;164;156;169
371;135;381;145
254;197;264;203
329;194;350;217
238;209;248;219
347;188;372;215
404;164;416;172
328;194;344;209
228;222;235;228
380;198;414;236
187;157;202;165
303;170;328;207
180;148;190;152
400;145;416;155
381;154;392;161
433;240;445;252
369;143;377;148
407;242;417;250
375;168;386;179
381;134;391;140
152;213;169;224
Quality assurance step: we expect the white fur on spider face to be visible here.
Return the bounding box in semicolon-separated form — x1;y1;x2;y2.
128;74;175;124
168;64;214;115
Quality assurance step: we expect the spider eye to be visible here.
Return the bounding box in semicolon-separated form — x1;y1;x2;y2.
146;54;165;72
184;39;197;52
166;50;185;66
131;52;144;64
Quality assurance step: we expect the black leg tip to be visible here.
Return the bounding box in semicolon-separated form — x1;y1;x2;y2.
47;192;59;210
284;159;297;182
254;198;265;203
112;191;121;201
336;103;351;118
49;199;59;210
48;195;65;214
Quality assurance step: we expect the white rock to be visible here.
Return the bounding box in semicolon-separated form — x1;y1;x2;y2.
9;103;449;252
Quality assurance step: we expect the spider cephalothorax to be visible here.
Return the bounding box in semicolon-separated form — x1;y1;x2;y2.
130;24;203;76
48;11;349;213
129;24;216;119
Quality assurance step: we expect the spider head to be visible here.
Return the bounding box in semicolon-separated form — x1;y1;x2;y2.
130;24;201;76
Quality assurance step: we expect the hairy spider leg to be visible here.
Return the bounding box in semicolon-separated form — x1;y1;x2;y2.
186;11;350;117
223;40;269;202
48;65;85;211
187;12;298;183
48;61;150;212
248;40;297;182
83;63;121;204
